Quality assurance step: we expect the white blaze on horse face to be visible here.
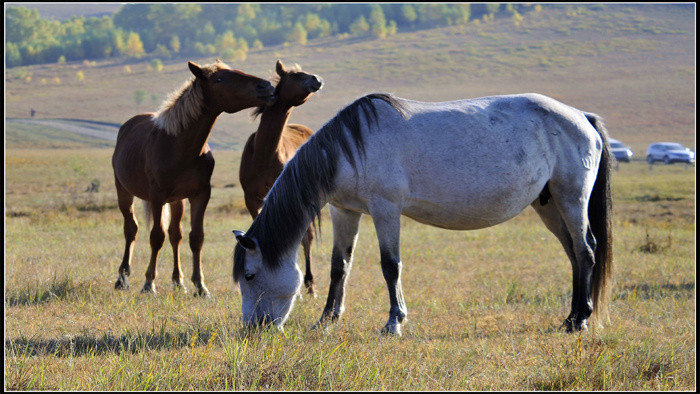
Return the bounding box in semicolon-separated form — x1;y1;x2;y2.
238;248;303;328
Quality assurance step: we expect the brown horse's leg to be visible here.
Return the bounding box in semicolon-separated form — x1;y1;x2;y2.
168;200;186;292
189;188;211;297
301;225;316;297
142;201;166;294
115;178;137;290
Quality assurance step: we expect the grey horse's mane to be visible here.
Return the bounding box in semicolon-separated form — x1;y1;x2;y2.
234;93;408;282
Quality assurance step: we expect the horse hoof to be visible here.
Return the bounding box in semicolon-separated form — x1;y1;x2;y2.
311;312;339;331
114;278;129;290
311;321;333;332
380;324;402;337
194;286;211;298
141;283;157;294
562;319;588;333
172;281;188;294
115;273;130;290
306;285;317;298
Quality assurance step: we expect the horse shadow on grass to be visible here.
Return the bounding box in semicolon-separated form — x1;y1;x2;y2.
615;282;695;301
5;327;221;358
5;324;278;358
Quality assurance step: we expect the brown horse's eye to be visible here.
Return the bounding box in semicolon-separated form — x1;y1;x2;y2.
215;77;223;83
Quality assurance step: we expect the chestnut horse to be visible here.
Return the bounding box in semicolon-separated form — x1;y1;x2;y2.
238;60;323;295
112;60;274;296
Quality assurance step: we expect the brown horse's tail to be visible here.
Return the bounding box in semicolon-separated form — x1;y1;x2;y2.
585;112;614;325
142;200;171;230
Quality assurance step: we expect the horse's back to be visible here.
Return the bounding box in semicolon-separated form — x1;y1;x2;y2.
115;114;155;145
330;94;601;230
371;93;599;169
279;124;313;161
283;124;313;147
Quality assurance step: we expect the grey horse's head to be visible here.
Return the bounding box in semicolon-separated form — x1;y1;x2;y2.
233;231;302;329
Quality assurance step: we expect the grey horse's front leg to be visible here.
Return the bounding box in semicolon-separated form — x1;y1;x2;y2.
370;202;407;336
312;207;362;330
379;251;407;336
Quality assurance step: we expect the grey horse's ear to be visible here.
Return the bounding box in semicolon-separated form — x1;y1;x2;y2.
233;230;257;251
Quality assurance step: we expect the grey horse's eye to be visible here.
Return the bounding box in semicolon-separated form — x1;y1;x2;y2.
245;273;255;281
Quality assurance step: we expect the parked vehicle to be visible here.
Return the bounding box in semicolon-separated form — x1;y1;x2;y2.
646;142;695;164
609;138;634;163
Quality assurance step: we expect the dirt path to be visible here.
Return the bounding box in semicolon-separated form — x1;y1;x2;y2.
6;118;120;141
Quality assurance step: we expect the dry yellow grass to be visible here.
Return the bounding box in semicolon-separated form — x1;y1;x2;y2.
4;148;695;390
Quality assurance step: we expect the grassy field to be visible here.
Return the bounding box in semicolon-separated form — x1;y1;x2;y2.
4;149;695;390
4;3;696;391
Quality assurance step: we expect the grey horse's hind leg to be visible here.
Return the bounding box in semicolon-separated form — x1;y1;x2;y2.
532;184;596;332
312;206;362;330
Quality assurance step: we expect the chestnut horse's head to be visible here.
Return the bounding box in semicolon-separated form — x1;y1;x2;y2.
272;59;323;107
188;60;275;114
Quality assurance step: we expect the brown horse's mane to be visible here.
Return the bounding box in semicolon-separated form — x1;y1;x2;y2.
251;63;303;120
152;62;221;136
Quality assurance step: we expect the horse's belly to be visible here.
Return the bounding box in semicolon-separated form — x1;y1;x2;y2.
401;194;529;230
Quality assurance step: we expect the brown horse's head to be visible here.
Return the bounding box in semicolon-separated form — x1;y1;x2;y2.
272;59;323;107
188;60;275;114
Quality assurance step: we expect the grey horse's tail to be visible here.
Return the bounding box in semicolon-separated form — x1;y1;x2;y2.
585;112;614;324
142;200;171;230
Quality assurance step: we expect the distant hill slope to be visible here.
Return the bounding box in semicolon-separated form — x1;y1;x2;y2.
6;118;119;141
5;118;117;149
11;3;121;20
5;4;694;154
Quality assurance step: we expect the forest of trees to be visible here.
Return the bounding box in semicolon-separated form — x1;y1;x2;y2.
6;3;540;68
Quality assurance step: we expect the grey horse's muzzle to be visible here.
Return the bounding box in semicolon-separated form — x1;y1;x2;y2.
243;313;284;332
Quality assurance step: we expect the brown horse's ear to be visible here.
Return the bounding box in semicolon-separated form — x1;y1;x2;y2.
188;61;206;80
276;59;286;76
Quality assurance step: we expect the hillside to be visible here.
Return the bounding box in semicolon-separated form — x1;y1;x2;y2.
10;3;121;20
5;4;695;154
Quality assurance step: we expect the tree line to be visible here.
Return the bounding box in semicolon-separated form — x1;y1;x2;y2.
6;3;540;68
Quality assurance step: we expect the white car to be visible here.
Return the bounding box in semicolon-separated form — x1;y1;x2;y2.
609;138;633;163
646;142;695;165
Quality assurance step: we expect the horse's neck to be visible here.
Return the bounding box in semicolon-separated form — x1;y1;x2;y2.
176;110;219;156
255;152;330;265
253;102;293;164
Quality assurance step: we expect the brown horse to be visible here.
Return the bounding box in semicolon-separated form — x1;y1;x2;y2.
112;60;275;296
239;60;323;295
